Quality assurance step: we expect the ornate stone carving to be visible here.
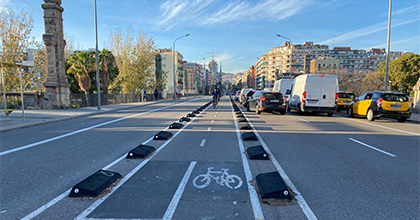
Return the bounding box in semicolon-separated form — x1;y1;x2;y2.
42;0;70;108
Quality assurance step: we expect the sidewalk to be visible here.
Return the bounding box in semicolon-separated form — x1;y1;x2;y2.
0;97;197;133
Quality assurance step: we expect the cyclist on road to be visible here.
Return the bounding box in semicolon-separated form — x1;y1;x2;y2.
212;89;218;108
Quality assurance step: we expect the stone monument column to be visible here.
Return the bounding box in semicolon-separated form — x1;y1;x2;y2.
42;0;71;109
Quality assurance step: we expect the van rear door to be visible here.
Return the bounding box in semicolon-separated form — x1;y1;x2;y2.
304;75;322;107
320;76;337;108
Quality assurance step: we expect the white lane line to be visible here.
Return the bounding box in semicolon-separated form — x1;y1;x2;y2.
207;127;211;131
298;118;310;123
237;103;317;220
200;139;206;147
230;104;264;220
74;106;209;220
22;103;208;220
21;131;158;220
162;161;197;220
214;115;217;117
334;115;420;136
0;99;196;157
211;120;214;123
349;138;396;157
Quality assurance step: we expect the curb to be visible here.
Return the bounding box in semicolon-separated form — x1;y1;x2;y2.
0;97;199;133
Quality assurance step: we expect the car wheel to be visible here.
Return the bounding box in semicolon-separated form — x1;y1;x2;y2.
280;110;286;115
397;118;406;123
286;103;291;112
366;109;375;121
297;103;303;115
347;107;354;117
247;104;251;112
255;104;261;114
327;112;333;117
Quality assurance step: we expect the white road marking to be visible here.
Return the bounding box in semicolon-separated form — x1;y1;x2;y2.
298;118;310;123
22;102;207;220
192;167;243;189
211;120;215;123
237;103;317;220
231;104;264;220
200;139;207;147
349;138;396;157
207;127;211;131
162;161;197;220
74;106;208;220
0;99;196;157
334;115;420;136
214;115;217;117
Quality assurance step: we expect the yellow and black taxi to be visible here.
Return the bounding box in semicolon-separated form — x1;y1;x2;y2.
337;91;355;111
347;91;412;122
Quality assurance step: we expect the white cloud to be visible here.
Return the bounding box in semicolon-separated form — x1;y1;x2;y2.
0;0;10;10
365;36;420;50
155;0;309;31
321;18;420;45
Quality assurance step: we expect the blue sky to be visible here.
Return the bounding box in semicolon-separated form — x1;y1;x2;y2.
3;0;420;73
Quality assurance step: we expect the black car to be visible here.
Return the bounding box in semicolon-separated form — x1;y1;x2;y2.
247;91;286;115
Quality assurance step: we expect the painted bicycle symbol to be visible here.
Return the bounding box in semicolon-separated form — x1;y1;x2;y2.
192;167;243;189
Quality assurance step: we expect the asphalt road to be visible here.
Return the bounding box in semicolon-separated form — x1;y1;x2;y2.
0;96;418;220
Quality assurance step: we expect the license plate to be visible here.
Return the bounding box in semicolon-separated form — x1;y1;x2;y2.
270;100;280;103
343;101;350;103
390;105;401;109
307;101;318;104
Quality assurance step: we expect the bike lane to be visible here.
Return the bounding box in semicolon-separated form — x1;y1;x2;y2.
80;97;255;219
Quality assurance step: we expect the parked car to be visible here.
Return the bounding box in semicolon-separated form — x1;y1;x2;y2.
288;74;338;116
235;91;241;101
337;91;355;111
247;91;286;115
243;90;257;108
347;91;411;122
239;88;253;105
273;78;294;99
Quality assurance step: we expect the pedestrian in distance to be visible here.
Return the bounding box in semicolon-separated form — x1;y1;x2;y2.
154;89;158;101
141;88;147;102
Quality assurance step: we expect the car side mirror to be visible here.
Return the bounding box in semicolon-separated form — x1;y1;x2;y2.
354;97;358;101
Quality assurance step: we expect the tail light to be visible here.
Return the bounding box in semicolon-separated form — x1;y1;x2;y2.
260;97;266;101
377;98;383;107
279;90;281;93
283;97;287;102
335;93;338;104
409;100;412;108
302;91;306;103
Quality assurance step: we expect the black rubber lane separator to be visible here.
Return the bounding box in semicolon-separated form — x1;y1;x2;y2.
154;131;173;140
169;122;183;129
187;113;196;117
239;123;252;130
193;110;200;114
237;114;245;118
69;170;122;198
238;118;247;123
126;144;155;159
256;172;292;200
179;117;191;122
246;145;269;160
241;132;258;141
236;111;243;114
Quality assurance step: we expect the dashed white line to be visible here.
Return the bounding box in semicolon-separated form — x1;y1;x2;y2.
298;118;310;123
214;115;217;117
211;120;214;123
1;99;196;157
162;161;197;220
207;127;211;131
349;138;396;157
200;139;207;147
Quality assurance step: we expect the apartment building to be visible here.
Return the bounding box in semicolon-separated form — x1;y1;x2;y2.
156;48;185;96
184;62;204;93
310;58;340;73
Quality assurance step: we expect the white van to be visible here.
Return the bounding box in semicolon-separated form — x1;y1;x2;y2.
288;74;338;116
273;79;294;97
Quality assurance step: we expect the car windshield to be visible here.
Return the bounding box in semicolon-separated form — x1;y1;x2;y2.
339;93;355;99
382;94;409;102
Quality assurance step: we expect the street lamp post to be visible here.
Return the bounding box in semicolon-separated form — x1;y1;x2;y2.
94;0;101;110
173;34;189;99
385;0;392;92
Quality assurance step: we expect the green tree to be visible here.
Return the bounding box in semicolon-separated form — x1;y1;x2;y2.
362;71;384;92
376;54;420;95
66;51;95;106
99;49;118;99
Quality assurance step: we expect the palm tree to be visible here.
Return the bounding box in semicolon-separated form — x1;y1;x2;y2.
99;49;116;102
67;51;94;106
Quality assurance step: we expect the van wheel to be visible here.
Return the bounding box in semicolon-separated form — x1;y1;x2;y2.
327;112;333;117
255;104;261;114
246;104;251;112
347;107;354;117
397;118;406;123
366;109;375;121
297;104;303;115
